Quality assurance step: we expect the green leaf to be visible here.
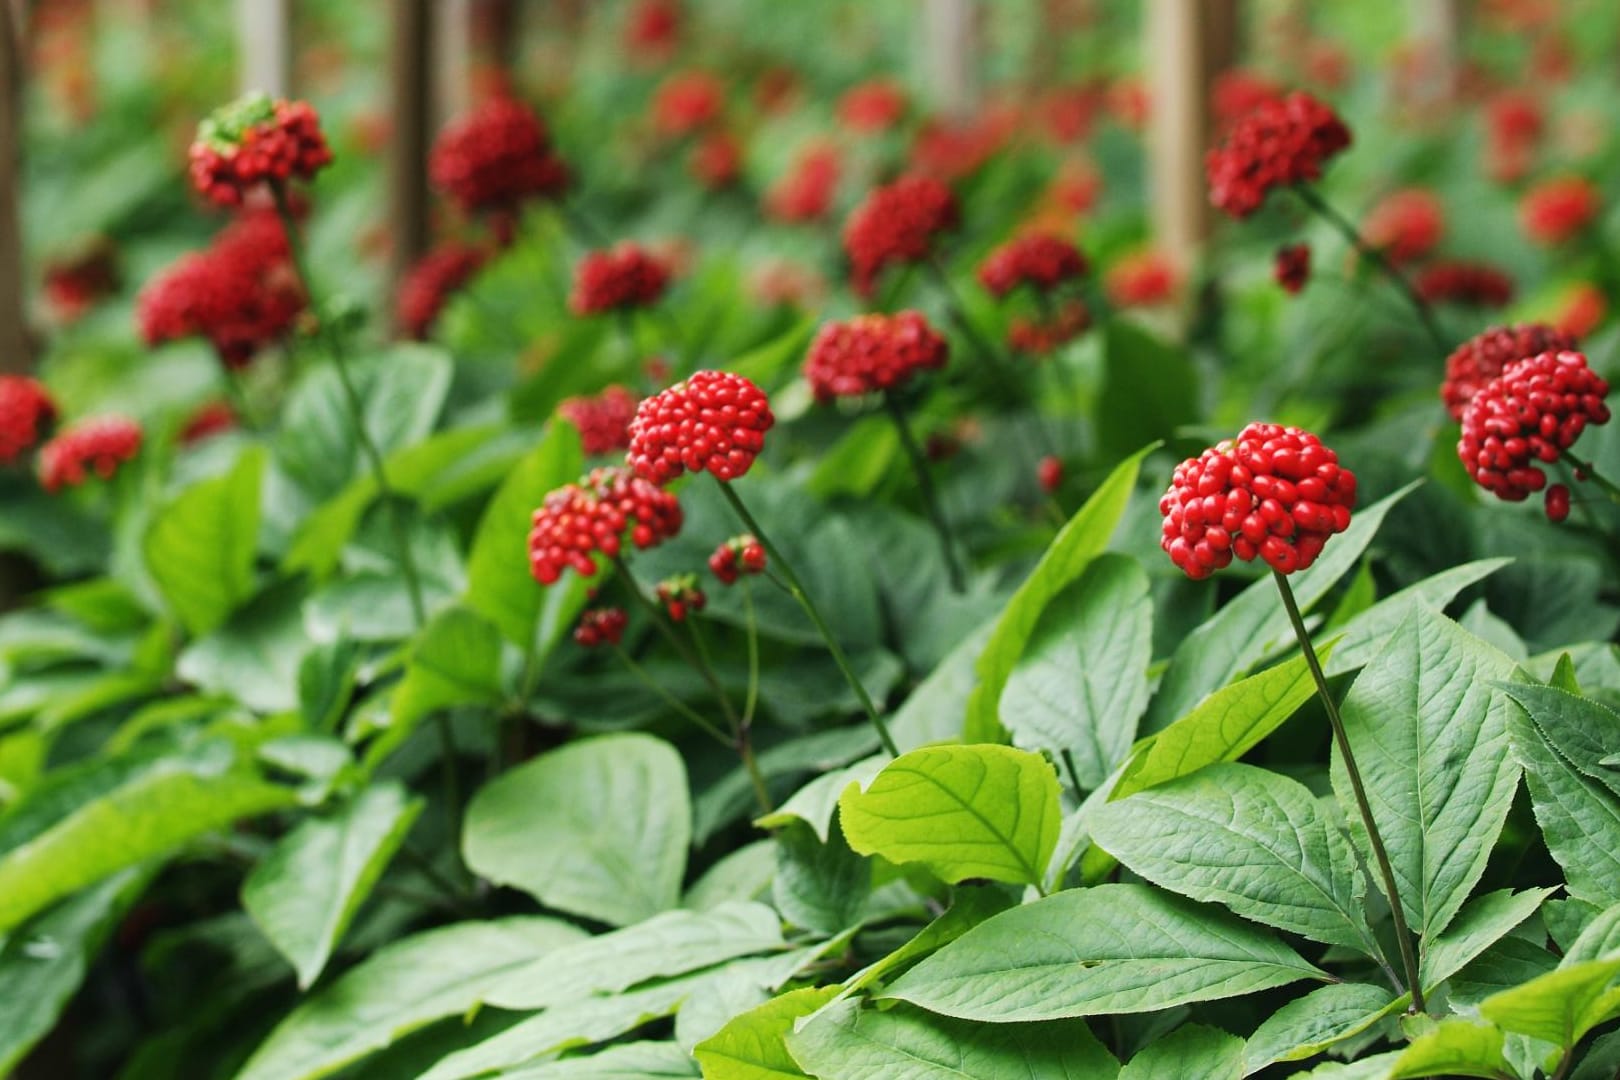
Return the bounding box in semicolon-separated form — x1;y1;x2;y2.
1421;888;1557;992
484;902;786;1011
1145;482;1417;733
1095;321;1198;461
965;444;1155;743
1387;1018;1514;1080
883;883;1324;1021
807;415;900;500
1112;648;1325;802
0;869;148;1074
785;997;1119;1080
1089;763;1378;954
1243;983;1400;1075
1120;1023;1242;1080
1332;610;1521;941
144;446;264;636
1508;698;1620;907
501;1041;698;1078
1002;554;1152;790
0;748;298;932
1562;902;1620;966
234;916;585;1080
1499;685;1620;799
757;756;885;843
772;821;871;936
464;423;586;649
838;744;1061;888
695;986;839;1080
1323;558;1514;677
843;886;1015;995
1478;955;1620;1052
242;781;423;988
176;580;311;713
372;606;503;766
463;733;689;928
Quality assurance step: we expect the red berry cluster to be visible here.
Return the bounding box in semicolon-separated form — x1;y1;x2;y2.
189;94;333;206
803;311;948;402
429;97;571;216
910;116;1009;183
838;80;907;133
689;131;742;190
43;243;119;325
1442;324;1576;421
627;370;774;484
1457;350;1611;504
708;534;767;584
765;144;842;223
38;415;143;492
570;244;671;316
1205;91;1352;219
1160;423;1357;579
1485;91;1541;183
0;375;56;465
1361;189;1443;265
137;209;305;369
625;0;679;59
1105;249;1179;308
1413;261;1514;309
527;466;684;585
977;233;1088;298
559;385;641;455
1212;69;1284;132
180;401;235;445
653;71;725;137
574;607;629;648
398;244;487;340
1008;300;1091;356
654;573;707;622
843;174;959;297
1273;244;1311;294
1520;176;1599;246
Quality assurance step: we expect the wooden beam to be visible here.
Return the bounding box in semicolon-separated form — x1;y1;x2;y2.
434;0;471;129
1412;0;1462;107
0;0;29;373
1145;0;1237;272
924;0;980;120
236;0;292;98
388;0;432;331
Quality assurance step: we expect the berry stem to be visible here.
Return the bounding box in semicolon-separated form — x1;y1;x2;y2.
926;256;1010;377
1293;184;1449;357
218;370;259;433
716;481;900;757
883;392;966;592
557;200;608;248
607;642;732;747
741;578;761;728
1273;569;1426;1014
609;554;741;733
1564;451;1620;505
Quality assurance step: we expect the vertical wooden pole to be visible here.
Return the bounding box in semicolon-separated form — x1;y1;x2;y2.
389;0;432;330
434;0;471;130
1412;0;1462;107
1145;0;1237;272
236;0;292;97
0;0;29;373
924;0;980;120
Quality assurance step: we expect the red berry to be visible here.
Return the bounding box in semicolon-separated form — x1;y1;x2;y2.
1414;261;1515;310
843;174;958;298
978;233;1088;299
803;311;948;402
558;385;641;455
1457;350;1610;504
707;534;767;586
655;573;706;622
570;244;670;316
627;370;774;484
1545;484;1571;523
1205;92;1351;219
527;466;683;585
1521;176;1599;247
573;607;628;648
652;71;725;137
0;375;56;465
1441;324;1577;421
1273;244;1311;294
429;96;570;215
1037;455;1063;494
398;244;486;341
1006;301;1091;356
38;415;142;492
189;94;333;207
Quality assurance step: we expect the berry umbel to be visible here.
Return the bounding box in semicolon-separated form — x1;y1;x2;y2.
573;607;629;648
559;386;642;456
708;534;766;585
627;370;774;484
1441;324;1576;421
1205;91;1351;219
527;466;684;584
39;416;143;492
189;93;333;206
570;244;671;316
803;311;948;402
843;174;958;298
1457;349;1610;506
0;376;56;466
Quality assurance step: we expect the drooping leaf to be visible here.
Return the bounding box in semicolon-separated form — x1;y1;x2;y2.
144;446;264;636
1001;554;1152;790
242;781;423;988
1331;610;1522;940
883;883;1324;1021
1387;1018;1513;1080
1119;1023;1242;1080
772;821;870;936
463;733;690;928
1242;983;1400;1075
1323;558;1514;677
1089;763;1379;954
1421;887;1557;992
838;744;1062;889
1500;684;1620;799
693;985;839;1080
1508;698;1620;908
1478;955;1620;1053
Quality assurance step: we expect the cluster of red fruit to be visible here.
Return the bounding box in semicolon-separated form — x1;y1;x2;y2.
708;534;767;584
526;466;684;584
842;174;958;297
398;245;488;341
1008;301;1091;356
977;233;1087;298
1413;262;1515;309
1205;92;1352;219
189;95;332;206
38;416;143;493
573;607;628;648
1273;245;1311;294
559;386;642;455
654;574;707;621
766;144;841;223
627;370;774;484
1160;423;1357;580
429;96;571;216
0;376;56;466
570;244;671;316
1442;324;1576;421
803;311;948;402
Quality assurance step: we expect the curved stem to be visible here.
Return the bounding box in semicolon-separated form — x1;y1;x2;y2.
883;393;965;592
1273;570;1425;1013
609;555;739;732
608;643;731;746
716;481;899;757
1564;451;1620;505
741;579;761;728
1293;184;1449;357
926;256;1007;376
686;616;741;732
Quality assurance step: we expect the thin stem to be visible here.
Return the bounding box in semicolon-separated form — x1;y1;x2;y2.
741;579;761;727
1059;749;1083;795
1565;451;1620;504
716;481;899;757
608;642;732;746
399;841;475;905
737;735;773;815
1273;570;1425;1014
687;616;741;732
1293;184;1449;357
610;555;740;731
926;256;1009;376
218;369;258;433
883;393;965;592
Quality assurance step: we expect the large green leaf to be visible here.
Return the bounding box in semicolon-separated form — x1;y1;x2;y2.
500;1041;698;1078
964;444;1154;742
1145;483;1417;733
1094;321;1198;462
1421;888;1557;992
1387;1019;1513;1080
144;446;264;636
838;744;1061;888
883;883;1324;1021
1331;611;1521;941
1501;684;1620;798
235;916;585;1080
241;781;422;988
1119;1023;1241;1080
463;733;690;928
1001;554;1152;790
1478;955;1620;1053
1112;649;1324;802
772;821;870;936
463;423;586;650
0;746;297;932
1323;558;1513;677
177;580;311;713
1508;698;1620;908
1242;983;1400;1076
785;997;1118;1080
1089;763;1379;954
694;986;839;1080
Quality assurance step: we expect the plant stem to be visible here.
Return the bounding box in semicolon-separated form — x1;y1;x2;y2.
1564;451;1620;504
608;642;732;746
1273;570;1426;1014
741;579;761;727
1293;184;1449;357
1059;749;1083;795
926;256;1009;377
716;481;900;757
610;555;740;732
883;393;965;592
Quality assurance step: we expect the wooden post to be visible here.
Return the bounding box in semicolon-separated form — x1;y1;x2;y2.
1145;0;1237;272
389;0;432;330
434;0;471;129
1412;0;1462;107
0;0;29;373
236;0;292;97
924;0;980;120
